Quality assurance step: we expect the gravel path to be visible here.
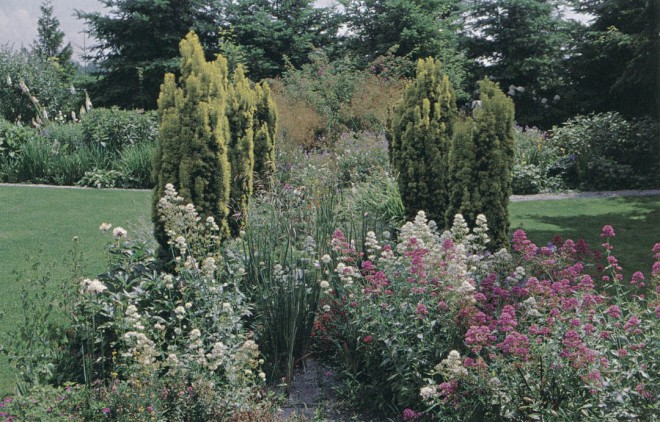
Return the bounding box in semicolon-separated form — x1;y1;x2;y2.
510;189;660;202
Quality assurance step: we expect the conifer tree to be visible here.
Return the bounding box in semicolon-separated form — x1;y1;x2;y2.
445;118;478;226
388;57;456;225
226;64;257;236
451;78;515;248
152;32;232;257
252;81;278;185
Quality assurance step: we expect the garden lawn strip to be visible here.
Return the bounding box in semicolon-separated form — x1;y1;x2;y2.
509;195;660;278
0;186;152;396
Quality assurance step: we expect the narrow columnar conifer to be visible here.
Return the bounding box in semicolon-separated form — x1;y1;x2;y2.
226;64;256;236
445;118;478;226
152;31;232;258
388;57;457;225
448;78;515;249
253;81;277;186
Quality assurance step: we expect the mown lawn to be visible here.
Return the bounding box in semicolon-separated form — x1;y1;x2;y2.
0;186;152;396
0;186;658;395
509;195;660;276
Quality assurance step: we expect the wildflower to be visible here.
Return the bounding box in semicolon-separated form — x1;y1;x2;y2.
112;227;127;239
81;278;107;294
321;254;332;264
456;280;476;294
189;328;201;340
363;335;373;343
497;332;530;359
606;305;621;319
102;407;111;415
202;257;217;276
320;280;330;289
420;385;437;401
496;305;518;332
416;302;429;317
630;271;645;286
322;304;331;312
402;408;421;421
600;225;615;238
174;306;186;320
623;316;640;332
437;350;468;377
99;222;112;232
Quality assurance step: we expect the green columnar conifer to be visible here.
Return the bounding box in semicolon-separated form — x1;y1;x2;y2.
388;57;456;224
445;118;478;226
252;81;278;185
152;32;232;258
227;64;257;236
469;78;515;248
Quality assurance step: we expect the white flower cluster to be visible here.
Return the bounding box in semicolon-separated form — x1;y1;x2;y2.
522;296;542;317
81;278;107;294
420;385;439;402
335;262;358;287
436;350;468;379
364;231;382;261
113;227;127;240
122;304;157;366
398;211;440;253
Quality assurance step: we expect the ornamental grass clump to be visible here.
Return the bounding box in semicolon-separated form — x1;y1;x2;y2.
231;179;338;392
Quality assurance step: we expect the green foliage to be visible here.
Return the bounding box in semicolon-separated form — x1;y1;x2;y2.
252;81;277;184
510;126;564;194
152;32;232;260
446;79;515;248
115;142;156;188
0;48;81;124
274;54;406;148
77;0;223;109
233;182;337;389
570;0;657;118
0;119;36;162
550;112;660;190
445;118;479;222
388;57;456;225
1;189;273;419
41;122;85;148
463;0;577;128
81;108;158;152
468;79;515;248
227;65;256;236
222;0;342;80
2;136;109;185
341;0;466;83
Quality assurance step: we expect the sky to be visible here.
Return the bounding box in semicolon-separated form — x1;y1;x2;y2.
0;0;338;62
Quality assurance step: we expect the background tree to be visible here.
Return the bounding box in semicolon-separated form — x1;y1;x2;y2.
388;57;456;225
462;0;577;128
32;0;74;81
152;32;232;258
78;0;223;109
221;0;342;80
568;0;658;119
340;0;466;88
